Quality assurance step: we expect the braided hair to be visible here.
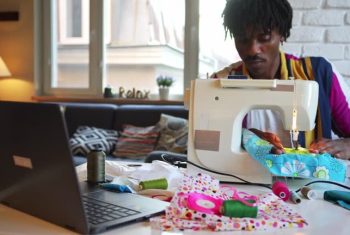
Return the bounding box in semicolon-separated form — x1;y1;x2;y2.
222;0;293;40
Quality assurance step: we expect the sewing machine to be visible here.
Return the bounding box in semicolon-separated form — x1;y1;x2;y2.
187;79;319;184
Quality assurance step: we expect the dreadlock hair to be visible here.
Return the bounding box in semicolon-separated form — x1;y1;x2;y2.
222;0;293;41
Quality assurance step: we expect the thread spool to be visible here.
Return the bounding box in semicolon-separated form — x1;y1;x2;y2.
289;191;301;204
272;181;290;201
139;178;168;190
221;200;258;218
186;193;223;215
87;150;106;183
300;186;321;200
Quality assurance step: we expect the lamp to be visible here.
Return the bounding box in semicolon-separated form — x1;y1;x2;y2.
0;57;11;77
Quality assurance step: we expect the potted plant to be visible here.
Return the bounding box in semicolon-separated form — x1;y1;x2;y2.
156;75;174;100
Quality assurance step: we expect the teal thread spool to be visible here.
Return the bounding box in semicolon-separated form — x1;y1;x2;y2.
139;178;168;190
87;150;106;183
222;200;258;218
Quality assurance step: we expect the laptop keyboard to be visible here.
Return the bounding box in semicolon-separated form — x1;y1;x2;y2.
82;196;141;225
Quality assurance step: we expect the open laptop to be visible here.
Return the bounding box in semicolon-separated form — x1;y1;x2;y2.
0;101;169;234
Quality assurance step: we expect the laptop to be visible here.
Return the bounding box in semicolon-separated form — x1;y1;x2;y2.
0;101;169;234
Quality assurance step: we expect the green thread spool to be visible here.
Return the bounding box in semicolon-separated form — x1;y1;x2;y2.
139;178;168;190
222;200;258;218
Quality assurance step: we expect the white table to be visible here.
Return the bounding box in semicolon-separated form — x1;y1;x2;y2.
1;161;350;235
1;182;350;235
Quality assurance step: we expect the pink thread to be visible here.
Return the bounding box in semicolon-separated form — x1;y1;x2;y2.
272;181;290;201
221;186;258;206
186;193;223;215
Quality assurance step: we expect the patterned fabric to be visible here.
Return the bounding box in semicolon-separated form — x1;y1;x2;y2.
242;129;346;182
155;114;188;153
211;51;350;148
151;173;307;232
69;126;118;156
113;124;160;158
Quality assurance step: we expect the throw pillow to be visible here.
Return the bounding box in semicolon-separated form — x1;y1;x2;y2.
155;114;188;153
69;126;118;156
113;124;160;158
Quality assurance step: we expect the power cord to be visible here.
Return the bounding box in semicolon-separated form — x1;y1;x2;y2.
295;180;350;193
160;153;350;193
173;160;272;190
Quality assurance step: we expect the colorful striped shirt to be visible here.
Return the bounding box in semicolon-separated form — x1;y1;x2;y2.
211;51;350;147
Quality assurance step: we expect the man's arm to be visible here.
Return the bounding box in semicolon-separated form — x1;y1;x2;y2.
310;66;350;160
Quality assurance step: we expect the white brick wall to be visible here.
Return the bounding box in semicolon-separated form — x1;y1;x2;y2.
327;0;350;8
327;28;350;42
288;27;325;42
346;45;350;59
346;11;350;24
288;0;323;9
303;44;345;59
284;0;350;85
303;11;345;26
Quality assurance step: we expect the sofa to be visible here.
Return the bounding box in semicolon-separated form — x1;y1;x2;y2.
57;102;189;165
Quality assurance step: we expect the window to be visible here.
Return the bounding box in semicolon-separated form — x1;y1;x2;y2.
41;0;239;98
105;0;185;97
199;0;240;78
58;0;89;44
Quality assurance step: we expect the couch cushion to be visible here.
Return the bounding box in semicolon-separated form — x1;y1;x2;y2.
113;105;188;130
113;124;160;158
63;103;117;137
155;114;188;153
70;126;118;156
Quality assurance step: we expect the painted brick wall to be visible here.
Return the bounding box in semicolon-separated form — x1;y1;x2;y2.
282;0;350;86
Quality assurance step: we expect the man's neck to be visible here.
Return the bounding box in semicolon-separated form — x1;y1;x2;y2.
271;53;281;79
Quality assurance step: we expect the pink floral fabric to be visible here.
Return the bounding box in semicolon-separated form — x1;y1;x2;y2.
150;173;307;232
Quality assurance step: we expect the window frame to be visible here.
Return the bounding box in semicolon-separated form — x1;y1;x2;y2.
40;0;199;98
58;0;90;45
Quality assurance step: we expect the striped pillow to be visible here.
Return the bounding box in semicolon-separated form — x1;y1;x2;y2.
113;124;160;158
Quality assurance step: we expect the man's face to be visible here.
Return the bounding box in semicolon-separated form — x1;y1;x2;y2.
234;28;283;79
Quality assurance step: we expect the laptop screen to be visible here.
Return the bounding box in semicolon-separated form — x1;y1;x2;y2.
0;101;89;233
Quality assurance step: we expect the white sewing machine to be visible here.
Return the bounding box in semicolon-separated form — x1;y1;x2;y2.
187;79;319;184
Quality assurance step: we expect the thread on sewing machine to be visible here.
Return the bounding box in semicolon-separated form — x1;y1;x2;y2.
221;200;258;218
289;191;301;204
300;186;321;200
139;178;168;190
272;181;290;201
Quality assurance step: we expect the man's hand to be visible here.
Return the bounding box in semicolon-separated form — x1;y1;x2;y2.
249;128;285;154
309;138;350;160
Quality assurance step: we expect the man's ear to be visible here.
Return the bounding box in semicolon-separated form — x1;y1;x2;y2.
280;37;285;45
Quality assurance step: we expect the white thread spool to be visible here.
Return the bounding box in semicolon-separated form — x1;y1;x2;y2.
301;187;322;200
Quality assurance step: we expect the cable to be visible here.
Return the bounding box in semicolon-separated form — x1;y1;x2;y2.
159;153;350;193
295;180;350;193
178;159;272;190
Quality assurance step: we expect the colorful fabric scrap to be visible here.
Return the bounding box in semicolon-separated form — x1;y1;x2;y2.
242;129;346;182
150;173;307;232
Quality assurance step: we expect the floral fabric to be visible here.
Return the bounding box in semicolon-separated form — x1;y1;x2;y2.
150;173;307;232
242;129;346;182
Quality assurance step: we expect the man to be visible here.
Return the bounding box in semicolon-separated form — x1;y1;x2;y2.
211;0;350;159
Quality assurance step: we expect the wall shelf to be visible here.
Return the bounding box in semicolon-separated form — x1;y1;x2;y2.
32;96;184;106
